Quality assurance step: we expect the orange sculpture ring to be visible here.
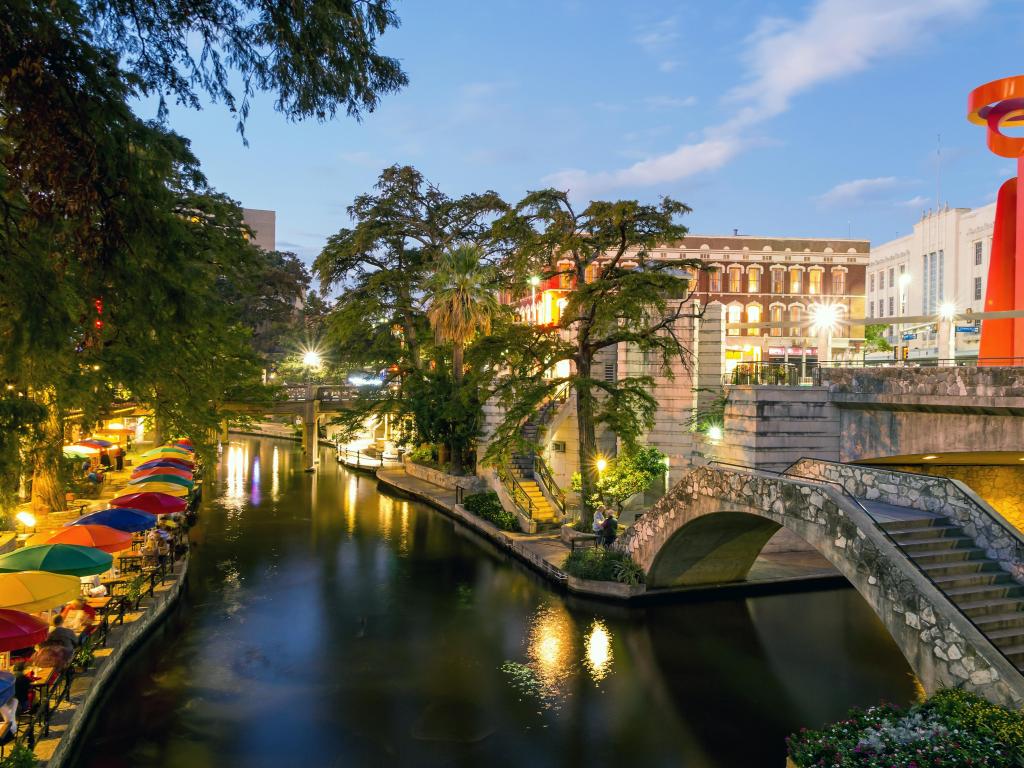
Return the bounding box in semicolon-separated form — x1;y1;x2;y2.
968;75;1024;158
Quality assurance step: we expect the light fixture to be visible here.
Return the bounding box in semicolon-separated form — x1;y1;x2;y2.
706;425;724;442
14;511;35;531
938;302;958;321
898;273;912;290
809;302;840;334
301;349;322;368
595;457;607;474
529;275;541;287
922;454;939;460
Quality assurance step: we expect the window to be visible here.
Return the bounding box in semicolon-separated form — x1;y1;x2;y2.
831;269;846;295
888;296;894;315
709;268;722;292
728;266;743;293
747;267;761;293
975;241;983;266
603;363;614;382
808;269;823;295
770;305;783;337
876;300;883;318
746;305;761;335
888;267;895;287
869;273;875;293
899;264;906;275
923;250;945;314
879;271;885;291
789;267;802;293
727;304;742;336
975;276;983;301
771;269;784;293
869;300;874;319
788;305;803;337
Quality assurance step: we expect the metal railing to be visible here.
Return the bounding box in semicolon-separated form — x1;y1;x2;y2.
707;458;1024;674
726;357;1024;387
498;462;537;520
533;453;566;517
337;447;388;469
730;362;802;386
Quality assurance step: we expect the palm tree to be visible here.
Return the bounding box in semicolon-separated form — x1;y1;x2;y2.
426;244;501;475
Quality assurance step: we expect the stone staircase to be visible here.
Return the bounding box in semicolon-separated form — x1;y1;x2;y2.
509;472;559;526
880;515;1024;671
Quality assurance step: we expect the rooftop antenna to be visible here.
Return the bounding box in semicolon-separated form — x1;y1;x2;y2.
936;133;942;216
732;228;738;236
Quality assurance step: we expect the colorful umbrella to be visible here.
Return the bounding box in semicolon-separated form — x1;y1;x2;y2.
135;459;193;472
0;544;113;577
0;672;14;703
141;446;190;458
0;571;81;613
110;492;186;515
128;474;193;489
71;508;157;533
130;466;192;481
0;610;48;653
29;524;133;554
63;444;99;458
127;481;189;497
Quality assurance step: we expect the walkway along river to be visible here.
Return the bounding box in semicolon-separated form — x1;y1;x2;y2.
68;437;919;768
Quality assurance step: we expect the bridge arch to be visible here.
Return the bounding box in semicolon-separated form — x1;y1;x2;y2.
618;464;1024;706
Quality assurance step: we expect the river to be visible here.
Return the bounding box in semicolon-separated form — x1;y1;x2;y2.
70;436;918;768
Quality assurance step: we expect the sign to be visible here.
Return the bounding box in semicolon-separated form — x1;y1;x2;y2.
956;325;979;334
902;332;916;341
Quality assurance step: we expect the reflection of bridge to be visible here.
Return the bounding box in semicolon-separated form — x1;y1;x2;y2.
225;382;354;468
619;458;1024;706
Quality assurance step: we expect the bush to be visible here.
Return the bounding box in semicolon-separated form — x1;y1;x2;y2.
463;491;518;531
787;688;1024;767
0;745;36;768
408;443;435;464
563;548;645;585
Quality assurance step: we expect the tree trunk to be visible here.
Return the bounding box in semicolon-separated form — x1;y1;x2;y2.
30;388;66;514
448;342;465;476
575;356;597;527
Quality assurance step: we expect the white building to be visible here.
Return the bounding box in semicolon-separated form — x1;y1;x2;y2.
867;204;994;361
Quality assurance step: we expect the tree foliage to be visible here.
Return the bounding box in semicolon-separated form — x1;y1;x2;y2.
571;445;666;514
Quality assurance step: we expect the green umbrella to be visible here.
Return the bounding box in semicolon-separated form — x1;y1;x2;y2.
127;473;194;489
141;446;190;459
0;544;113;577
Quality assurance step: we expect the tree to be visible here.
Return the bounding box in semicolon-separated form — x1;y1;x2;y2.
865;323;893;353
489;192;697;524
314;166;507;453
571;445;666;514
426;245;505;474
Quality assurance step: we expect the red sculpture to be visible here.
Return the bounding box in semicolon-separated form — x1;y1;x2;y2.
968;76;1024;362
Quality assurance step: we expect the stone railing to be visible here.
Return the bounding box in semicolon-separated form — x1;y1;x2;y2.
403;458;486;493
819;366;1024;403
788;459;1024;577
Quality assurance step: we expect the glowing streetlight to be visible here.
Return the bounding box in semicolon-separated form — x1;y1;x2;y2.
595;456;607;474
809;302;840;334
706;424;723;442
937;302;958;365
302;349;322;368
896;273;912;363
938;302;958;321
529;275;541;324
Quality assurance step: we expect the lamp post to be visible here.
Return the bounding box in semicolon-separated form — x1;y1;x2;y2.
897;273;912;364
300;348;323;471
810;303;840;374
938;302;958;366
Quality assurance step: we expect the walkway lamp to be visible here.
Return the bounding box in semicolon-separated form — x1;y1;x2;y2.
937;302;958;365
810;302;840;369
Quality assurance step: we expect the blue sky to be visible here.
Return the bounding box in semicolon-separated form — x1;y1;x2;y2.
149;0;1024;265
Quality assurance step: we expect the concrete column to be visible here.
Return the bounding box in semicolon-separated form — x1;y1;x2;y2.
817;329;832;367
696;302;726;414
937;318;955;365
302;397;319;471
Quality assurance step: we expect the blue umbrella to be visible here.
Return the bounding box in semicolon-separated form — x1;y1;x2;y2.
136;459;191;472
0;671;14;703
68;508;156;533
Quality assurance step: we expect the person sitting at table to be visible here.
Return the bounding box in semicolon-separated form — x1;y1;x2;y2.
30;639;72;672
80;574;107;598
0;694;17;746
47;614;78;653
61;598;96;633
12;663;32;715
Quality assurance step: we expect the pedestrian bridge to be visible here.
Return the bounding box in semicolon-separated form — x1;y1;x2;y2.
616;458;1024;706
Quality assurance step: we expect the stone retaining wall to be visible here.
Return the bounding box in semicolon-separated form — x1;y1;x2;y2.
820;366;1024;399
403;459;485;492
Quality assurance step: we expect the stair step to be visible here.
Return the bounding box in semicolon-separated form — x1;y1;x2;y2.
911;548;986;564
960;597;1024;617
888;524;965;542
973;612;1024;631
881;517;949;533
946;584;1024;602
921;560;1001;577
985;626;1024;643
932;572;1016;590
899;537;975;553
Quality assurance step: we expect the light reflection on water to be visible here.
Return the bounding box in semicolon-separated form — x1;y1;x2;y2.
72;437;919;768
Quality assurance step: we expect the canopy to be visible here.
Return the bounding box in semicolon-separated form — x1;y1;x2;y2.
0;571;81;613
79;438;113;447
128;474;193;489
110;492;185;515
0;544;113;577
63;444;99;458
135;458;193;472
127;481;189;497
29;524;132;554
130;466;192;481
141;446;191;459
0;672;14;704
0;610;48;653
72;508;157;533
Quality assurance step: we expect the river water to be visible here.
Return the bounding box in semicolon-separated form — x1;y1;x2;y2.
71;437;918;768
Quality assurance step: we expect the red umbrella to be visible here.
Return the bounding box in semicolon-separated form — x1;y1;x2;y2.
0;609;48;652
110;492;185;515
30;524;133;554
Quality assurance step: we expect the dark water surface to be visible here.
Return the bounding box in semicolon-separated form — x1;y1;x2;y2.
71;437;917;768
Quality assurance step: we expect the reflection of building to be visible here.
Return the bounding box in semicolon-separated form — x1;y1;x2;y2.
867;204;994;361
242;208;276;251
686;234;869;368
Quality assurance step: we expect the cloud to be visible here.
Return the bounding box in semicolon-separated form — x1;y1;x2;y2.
545;0;985;196
644;95;697;110
899;195;930;208
817;177;902;207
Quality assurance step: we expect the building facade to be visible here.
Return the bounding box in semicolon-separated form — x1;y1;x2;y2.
867;204;994;361
242;208;277;252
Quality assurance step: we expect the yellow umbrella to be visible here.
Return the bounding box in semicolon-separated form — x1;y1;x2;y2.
128;481;189;497
0;571;81;613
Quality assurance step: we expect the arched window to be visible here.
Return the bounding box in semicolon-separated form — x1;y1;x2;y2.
708;266;722;292
746;304;762;336
728;266;743;293
769;304;784;337
831;267;847;295
770;266;785;294
789;267;803;293
788;304;804;337
808;267;823;295
747;266;762;293
727;304;742;336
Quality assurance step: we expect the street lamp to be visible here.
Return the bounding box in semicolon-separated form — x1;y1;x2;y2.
810;302;840;368
302;349;322;368
595;456;607;475
938;302;958;365
897;273;912;364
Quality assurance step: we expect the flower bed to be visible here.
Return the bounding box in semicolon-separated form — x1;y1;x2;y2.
462;491;518;531
563;547;644;586
787;688;1024;767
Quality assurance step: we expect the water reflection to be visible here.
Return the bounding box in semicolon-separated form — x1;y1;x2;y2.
73;437;918;768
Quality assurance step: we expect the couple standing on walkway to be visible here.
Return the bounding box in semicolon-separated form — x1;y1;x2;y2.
591;507;618;547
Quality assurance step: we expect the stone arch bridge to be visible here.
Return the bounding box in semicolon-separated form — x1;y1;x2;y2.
617;458;1024;706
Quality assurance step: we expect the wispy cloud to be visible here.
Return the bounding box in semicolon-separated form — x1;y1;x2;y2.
817;176;903;207
633;17;680;74
644;95;697;110
899;195;930;208
545;0;985;197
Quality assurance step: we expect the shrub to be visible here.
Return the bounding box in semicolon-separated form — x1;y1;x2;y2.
787;688;1024;767
463;491;518;531
563;548;645;585
1;745;36;768
408;443;435;464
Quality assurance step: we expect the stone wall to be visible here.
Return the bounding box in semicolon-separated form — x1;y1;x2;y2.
403;459;485;492
617;464;1024;706
820;365;1024;402
883;465;1024;533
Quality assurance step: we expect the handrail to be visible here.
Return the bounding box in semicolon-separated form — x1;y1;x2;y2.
533;453;565;517
707;459;1024;674
498;462;536;520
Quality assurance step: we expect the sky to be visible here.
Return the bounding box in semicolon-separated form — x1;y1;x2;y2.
146;0;1024;265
